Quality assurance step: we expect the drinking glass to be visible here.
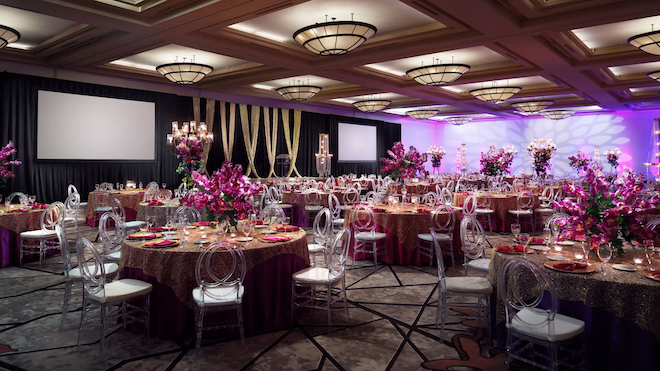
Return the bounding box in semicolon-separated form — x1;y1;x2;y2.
645;240;655;265
597;244;613;264
0;195;3;206
283;216;290;226
241;218;254;239
139;182;143;190
543;227;551;246
581;241;590;261
120;184;124;191
162;183;167;189
116;182;120;190
28;195;36;205
518;233;530;251
146;215;155;231
511;223;521;238
95;184;100;191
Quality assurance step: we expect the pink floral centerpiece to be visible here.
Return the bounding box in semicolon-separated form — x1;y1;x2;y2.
552;164;660;254
380;142;428;182
0;141;21;188
479;145;517;176
567;151;591;173
605;148;622;171
176;137;204;187
180;161;261;227
527;139;556;176
428;146;446;168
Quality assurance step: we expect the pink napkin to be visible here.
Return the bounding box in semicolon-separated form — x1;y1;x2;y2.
150;227;174;231
146;200;164;206
370;208;385;212
416;208;431;213
530;237;545;244
496;245;526;253
8;208;29;213
261;236;290;242
275;226;299;232
198;221;212;226
553;262;589;271
128;233;156;240
143;240;176;247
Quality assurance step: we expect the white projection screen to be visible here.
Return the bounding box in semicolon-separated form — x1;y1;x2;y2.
37;91;156;160
338;123;377;162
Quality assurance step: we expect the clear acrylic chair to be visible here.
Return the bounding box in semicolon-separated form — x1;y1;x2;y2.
6;191;27;205
142;188;160;202
308;208;332;266
63;192;81;241
20;202;65;266
422;192;441;207
268;186;293;211
76;238;152;353
59;226;118;329
440;187;454;207
93;191;112;226
499;258;586;371
341;187;360;212
475;191;495;230
146;181;159;190
508;191;535;232
98;212;126;262
350;204;387;269
417;204;455;268
328;193;344;232
193;242;246;351
110;197;146;231
177;182;188;197
260;204;285;224
304;188;323;222
460;216;490;275
462;194;477;218
292;227;350;329
174;205;202;224
430;228;492;341
535;186;556;227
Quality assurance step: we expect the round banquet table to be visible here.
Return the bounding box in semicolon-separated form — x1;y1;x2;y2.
119;226;310;338
282;190;347;227
488;242;660;370
135;200;180;226
0;205;46;267
85;190;144;227
343;204;462;266
453;192;540;232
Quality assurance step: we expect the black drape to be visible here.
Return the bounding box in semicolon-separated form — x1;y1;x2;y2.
0;72;192;203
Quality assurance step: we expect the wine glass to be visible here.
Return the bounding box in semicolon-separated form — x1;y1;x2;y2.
240;217;254;240
543;227;551;247
645;240;655;265
28;195;36;205
162;183;167;189
518;233;530;252
511;223;521;238
597;244;613;273
283;216;290;226
146;215;155;231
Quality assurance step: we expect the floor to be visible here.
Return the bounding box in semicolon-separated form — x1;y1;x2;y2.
0;221;519;371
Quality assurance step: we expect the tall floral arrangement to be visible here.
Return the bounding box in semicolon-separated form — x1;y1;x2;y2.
479;145;517;176
567;151;591;172
605;148;622;169
380;142;429;181
428;146;446;168
176;137;204;187
180;162;261;226
527;139;556;176
552;164;660;254
0;141;21;188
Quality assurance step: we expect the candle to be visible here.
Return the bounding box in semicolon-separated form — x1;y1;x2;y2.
574;253;584;260
201;234;207;239
634;258;643;265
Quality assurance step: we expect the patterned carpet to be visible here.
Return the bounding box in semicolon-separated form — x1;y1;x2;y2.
0;222;519;371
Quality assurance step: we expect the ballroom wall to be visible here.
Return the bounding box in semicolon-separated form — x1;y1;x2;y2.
401;111;658;176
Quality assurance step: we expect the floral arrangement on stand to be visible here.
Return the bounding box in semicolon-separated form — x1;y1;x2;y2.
180;161;261;228
0;141;21;188
479;145;517;176
380;142;429;183
567;151;591;173
428;146;446;168
605;148;622;172
552;164;660;254
527;139;556;177
176;137;204;188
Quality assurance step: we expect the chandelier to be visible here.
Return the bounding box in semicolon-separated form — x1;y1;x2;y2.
353;99;391;113
276;84;322;102
444;116;473;126
0;25;20;50
406;109;438;120
406;63;470;86
510;100;555;113
628;30;660;55
469;86;522;103
540;110;574;120
648;71;660;82
293;16;377;56
156;56;213;85
166;121;214;146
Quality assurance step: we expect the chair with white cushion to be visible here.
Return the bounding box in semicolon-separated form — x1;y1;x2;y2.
304;188;323;222
430;228;492;341
508;191;535;232
535;186;556;228
58;226;118;329
268;186;294;212
20;202;65;266
328;193;344;232
417;204;455;268
68;184;86;213
308;208;332;266
499;257;586;371
76;238;152;353
475;191;495;230
460;216;490;275
292;227;350;328
98;212;126;262
193;242;246;351
62;192;81;241
110;197;145;231
93;191;112;227
350;204;387;270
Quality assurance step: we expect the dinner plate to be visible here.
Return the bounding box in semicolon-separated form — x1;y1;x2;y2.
546;254;570;261
643;271;660;282
254;224;267;229
544;261;596;274
260;237;291;243
495;246;534;254
128;232;161;239
193;239;211;245
612;264;638;272
236;237;254;242
186;225;198;229
261;229;277;234
556;241;575;246
529;245;550;251
141;239;180;248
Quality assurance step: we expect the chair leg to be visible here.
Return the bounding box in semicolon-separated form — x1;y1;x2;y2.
551;343;559;371
237;304;245;348
373;242;378;270
100;304;106;354
504;328;512;371
195;305;204;350
60;280;72;329
145;294;151;338
439;293;447;341
291;281;297;325
326;284;332;330
342;277;349;322
77;294;87;350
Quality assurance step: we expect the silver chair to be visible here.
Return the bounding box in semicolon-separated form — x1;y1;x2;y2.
328;193;344;232
350;205;387;269
308;208;332;266
62;192;81;241
460;216;490;275
20;202;65;266
417;204;455;268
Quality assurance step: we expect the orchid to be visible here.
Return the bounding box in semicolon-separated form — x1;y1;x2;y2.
479;145;517;176
568;151;591;172
380;142;429;181
175;137;204;187
527;139;556;176
428;146;446;167
180;162;261;226
552;164;660;254
0;141;21;188
605;148;622;169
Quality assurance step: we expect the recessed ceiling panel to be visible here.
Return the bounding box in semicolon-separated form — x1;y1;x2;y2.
253;75;346;90
109;44;250;71
430;113;496;121
0;5;80;50
229;0;439;44
441;76;556;94
629;86;660;94
609;61;660;76
384;105;457;115
572;15;660;50
332;92;412;104
366;46;509;77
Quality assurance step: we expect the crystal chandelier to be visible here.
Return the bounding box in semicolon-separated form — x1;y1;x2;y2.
293;16;377;56
628;29;660;55
156;56;213;85
406;109;438;120
406;63;470;86
510;100;555;113
353;99;391;113
469;86;522;103
167;121;214;146
540;110;574;120
276;84;322;102
444;116;473;126
0;25;20;50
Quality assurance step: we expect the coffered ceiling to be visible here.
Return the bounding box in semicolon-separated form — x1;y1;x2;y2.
1;0;660;122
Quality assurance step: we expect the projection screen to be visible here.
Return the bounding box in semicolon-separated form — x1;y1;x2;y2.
37;90;156;160
337;123;377;162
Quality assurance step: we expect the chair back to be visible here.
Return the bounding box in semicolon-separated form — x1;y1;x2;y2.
350;204;377;234
431;204;455;234
68;184;79;196
328;193;341;220
435;184;443;195
41;202;65;231
269;186;283;203
440;187;453;206
429;229;448;285
176;182;188;198
501;182;514;193
552;188;563;203
98;212;125;256
312;208;332;246
344;187;359;205
56;226;72;280
363;191;377;203
327;228;350;279
174;206;202;224
76;238;108;300
416;183;429;194
7;191;27;204
455;180;467;192
462;194;477;217
516;191;534;211
476;191;492;210
540;186;554;208
99;182;113;191
146;181;159;190
260;204;285;224
64;193;80;219
143;188;160;201
305;188;321;207
195;242;246;303
422;192;440;207
445;180;455;193
498;257;559;341
460;216;486;261
158;189;173;199
110;197;126;222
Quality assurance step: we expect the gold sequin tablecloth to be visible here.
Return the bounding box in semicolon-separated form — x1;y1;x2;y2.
343;205;462;265
453;192;539;232
488;243;660;339
135;201;180;226
85;190;145;226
